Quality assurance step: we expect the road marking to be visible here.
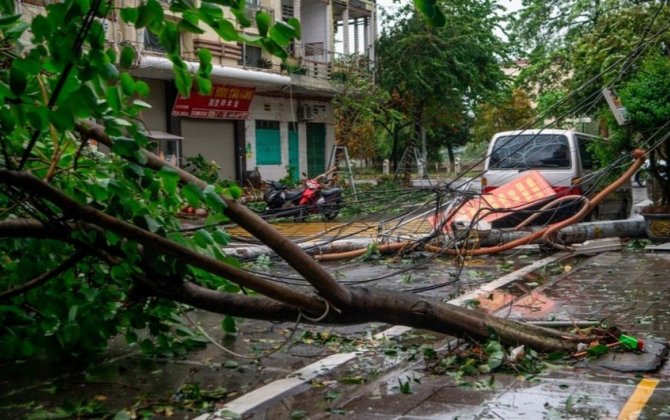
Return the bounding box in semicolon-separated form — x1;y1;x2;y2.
207;352;357;419
617;378;659;420
450;253;568;305
198;254;567;419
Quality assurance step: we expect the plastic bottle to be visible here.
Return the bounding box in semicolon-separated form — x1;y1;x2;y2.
619;334;645;351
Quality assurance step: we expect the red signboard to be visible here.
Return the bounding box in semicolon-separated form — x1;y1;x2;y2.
171;84;255;120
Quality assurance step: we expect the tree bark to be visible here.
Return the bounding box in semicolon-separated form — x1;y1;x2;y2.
0;121;597;353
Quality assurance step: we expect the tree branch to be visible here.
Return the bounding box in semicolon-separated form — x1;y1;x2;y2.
76;121;353;309
0;250;87;299
0;170;325;315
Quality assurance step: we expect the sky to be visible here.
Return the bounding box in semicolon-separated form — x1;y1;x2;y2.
375;0;523;29
335;0;523;53
335;0;522;53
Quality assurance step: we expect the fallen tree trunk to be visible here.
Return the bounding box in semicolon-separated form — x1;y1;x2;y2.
0;121;614;355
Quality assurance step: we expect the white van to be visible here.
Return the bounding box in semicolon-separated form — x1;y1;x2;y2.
480;129;631;220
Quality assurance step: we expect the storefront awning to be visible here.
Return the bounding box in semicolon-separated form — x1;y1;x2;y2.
145;131;184;141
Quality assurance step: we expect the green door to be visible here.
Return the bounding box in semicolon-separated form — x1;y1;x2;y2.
306;122;325;177
255;120;281;165
288;123;299;182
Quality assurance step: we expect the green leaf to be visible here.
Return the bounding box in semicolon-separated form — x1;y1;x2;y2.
119;45;135;69
136;1;163;28
0;107;16;131
160;22;180;54
140;339;155;354
61;322;80;345
268;21;297;47
9;63;27;95
196;77;212;95
197;48;212;78
413;0;445;27
182;183;203;207
30;16;52;42
49;107;75;131
231;7;251;27
135;80;150;96
212;228;230;245
158;167;180;195
222;315;237;333
210;18;238;41
27;108;48;130
106;86;122;112
120;7;138;24
140;215;161;233
287;17;301;39
487;350;504;370
227;185;242;200
178;17;204;34
112;137;140;157
239;33;262;44
67;85;96;118
586;344;610;357
205;213;229;225
171;56;193;97
194;230;214;247
0;13;20;27
203;185;227;212
0;0;16;14
255;11;271;37
200;0;234;6
261;38;287;59
119;72;136;96
224;360;239;368
68;305;78;322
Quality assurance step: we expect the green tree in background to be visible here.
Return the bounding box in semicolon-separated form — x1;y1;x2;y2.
375;0;508;170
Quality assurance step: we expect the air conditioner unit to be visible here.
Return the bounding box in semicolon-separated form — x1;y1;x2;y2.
298;105;313;121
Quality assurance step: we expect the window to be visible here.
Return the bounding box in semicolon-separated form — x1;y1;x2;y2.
256;120;281;165
577;136;597;170
239;45;261;67
490;134;571;169
144;30;166;53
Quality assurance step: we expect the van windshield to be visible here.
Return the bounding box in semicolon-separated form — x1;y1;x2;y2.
489;134;571;169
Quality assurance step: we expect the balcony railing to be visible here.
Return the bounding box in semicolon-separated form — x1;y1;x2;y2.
245;3;275;26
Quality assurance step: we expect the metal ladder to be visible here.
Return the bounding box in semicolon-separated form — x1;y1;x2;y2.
395;145;429;186
327;145;357;197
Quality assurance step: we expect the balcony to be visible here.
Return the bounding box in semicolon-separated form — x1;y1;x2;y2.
245;1;275;26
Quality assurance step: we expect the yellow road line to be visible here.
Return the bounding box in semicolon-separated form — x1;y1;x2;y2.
617;378;659;420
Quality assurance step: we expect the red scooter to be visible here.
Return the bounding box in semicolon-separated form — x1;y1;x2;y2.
262;173;342;222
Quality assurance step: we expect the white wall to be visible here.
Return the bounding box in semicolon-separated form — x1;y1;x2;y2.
244;96;335;181
301;0;329;47
246;96;298;181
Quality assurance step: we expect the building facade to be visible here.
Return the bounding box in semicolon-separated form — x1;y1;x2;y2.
20;0;376;184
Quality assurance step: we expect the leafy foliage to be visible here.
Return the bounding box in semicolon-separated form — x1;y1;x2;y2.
375;0;507;166
471;88;535;145
619;52;670;205
0;0;297;359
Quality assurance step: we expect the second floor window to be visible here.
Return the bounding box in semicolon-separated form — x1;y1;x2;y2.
239;45;269;68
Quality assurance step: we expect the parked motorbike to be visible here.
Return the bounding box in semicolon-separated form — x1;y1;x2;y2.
261;174;342;222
